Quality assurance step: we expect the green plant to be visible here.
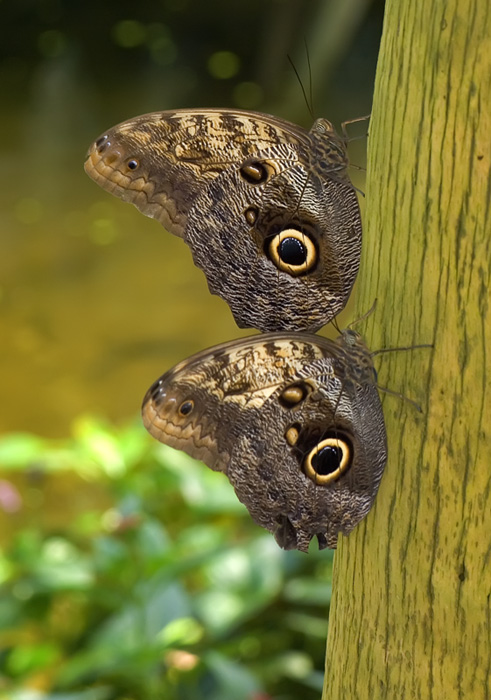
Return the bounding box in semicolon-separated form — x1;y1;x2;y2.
0;417;332;700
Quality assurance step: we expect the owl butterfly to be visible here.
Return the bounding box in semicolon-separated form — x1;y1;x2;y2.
84;109;362;332
142;330;387;551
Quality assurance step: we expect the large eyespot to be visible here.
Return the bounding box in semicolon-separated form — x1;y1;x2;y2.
267;229;317;276
279;382;311;408
178;400;194;416
127;158;139;171
303;434;352;485
239;160;271;184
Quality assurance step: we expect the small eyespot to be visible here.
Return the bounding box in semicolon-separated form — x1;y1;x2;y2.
244;206;259;226
127;159;139;170
285;424;300;446
279;382;310;408
240;160;270;184
267;229;317;276
303;433;352;485
178;400;194;416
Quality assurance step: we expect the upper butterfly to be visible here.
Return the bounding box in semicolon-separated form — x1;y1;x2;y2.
84;109;362;332
142;329;387;551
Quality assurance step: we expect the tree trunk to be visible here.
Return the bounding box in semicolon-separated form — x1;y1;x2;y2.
323;1;490;698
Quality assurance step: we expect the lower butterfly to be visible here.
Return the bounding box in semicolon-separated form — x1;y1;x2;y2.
84;109;362;332
142;330;387;551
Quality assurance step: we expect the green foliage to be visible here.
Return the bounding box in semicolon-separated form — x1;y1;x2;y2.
0;418;332;700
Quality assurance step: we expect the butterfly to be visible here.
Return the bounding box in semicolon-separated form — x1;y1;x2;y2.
141;329;387;551
85;109;362;332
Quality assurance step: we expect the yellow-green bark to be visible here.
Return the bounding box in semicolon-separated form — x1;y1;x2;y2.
323;1;490;698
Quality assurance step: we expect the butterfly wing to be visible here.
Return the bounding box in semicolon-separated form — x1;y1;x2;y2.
85;109;361;332
226;352;387;551
142;332;387;551
84;109;312;238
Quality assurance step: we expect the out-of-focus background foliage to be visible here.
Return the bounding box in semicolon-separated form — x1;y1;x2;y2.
0;1;383;697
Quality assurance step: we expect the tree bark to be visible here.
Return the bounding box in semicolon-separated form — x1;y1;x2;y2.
323;1;490;698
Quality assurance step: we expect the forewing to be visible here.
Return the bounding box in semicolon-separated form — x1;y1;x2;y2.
84;109;311;239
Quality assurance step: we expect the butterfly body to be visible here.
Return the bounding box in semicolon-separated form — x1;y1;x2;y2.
85;109;362;332
142;330;387;551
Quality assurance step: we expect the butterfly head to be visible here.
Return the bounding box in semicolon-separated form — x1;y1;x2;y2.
334;329;378;386
309;118;350;177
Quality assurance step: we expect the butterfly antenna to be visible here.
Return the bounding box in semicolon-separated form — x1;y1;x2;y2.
376;385;423;413
349;163;367;172
347;299;378;330
371;343;434;357
372;342;433;412
287;54;314;121
331;316;342;334
304;38;315;118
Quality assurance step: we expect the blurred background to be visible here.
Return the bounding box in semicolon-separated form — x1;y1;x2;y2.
0;0;384;698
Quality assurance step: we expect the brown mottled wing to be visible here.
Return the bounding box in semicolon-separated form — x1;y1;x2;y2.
142;331;387;552
225;336;387;551
141;331;328;471
85;109;362;332
85;109;312;238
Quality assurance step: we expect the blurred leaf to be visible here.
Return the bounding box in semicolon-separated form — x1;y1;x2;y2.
0;420;331;699
33;538;94;591
158;616;204;647
57;577;193;686
284;611;328;639
0;551;13;584
8;686;113;700
6;641;60;676
283;575;332;606
266;650;313;681
0;433;47;468
72;417;127;477
203;650;262;700
154;446;247;514
196;536;284;634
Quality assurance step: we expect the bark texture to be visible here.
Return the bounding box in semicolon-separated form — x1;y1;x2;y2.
323;1;490;698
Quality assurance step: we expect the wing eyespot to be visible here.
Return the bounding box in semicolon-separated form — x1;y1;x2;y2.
267;229;318;276
303;433;353;485
279;382;311;408
178;400;194;416
244;206;259;226
240;160;271;185
285;423;301;446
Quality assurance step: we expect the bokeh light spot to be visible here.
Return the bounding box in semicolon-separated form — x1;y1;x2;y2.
147;24;177;66
233;81;263;109
112;20;146;48
90;218;118;246
37;30;66;58
207;51;240;79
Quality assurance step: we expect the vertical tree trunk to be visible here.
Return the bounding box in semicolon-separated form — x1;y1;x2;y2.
323;1;490;698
